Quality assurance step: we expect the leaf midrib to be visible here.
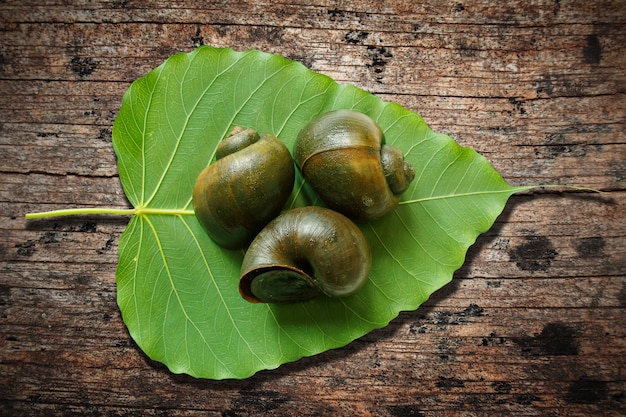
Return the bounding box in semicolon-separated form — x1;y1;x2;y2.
128;187;532;216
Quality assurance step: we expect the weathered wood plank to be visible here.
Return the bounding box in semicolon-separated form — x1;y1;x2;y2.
2;0;624;26
2;21;624;98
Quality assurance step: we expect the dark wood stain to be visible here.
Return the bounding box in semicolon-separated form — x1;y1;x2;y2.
575;236;606;257
387;405;425;417
583;34;602;65
565;377;608;404
68;57;99;77
514;322;581;356
509;234;558;272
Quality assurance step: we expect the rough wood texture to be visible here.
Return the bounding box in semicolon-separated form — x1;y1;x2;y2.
1;1;624;416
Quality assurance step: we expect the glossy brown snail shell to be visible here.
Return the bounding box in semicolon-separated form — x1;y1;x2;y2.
239;206;371;304
192;127;295;249
294;109;415;221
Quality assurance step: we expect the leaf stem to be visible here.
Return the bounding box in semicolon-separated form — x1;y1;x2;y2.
25;207;137;219
25;207;195;219
532;184;606;194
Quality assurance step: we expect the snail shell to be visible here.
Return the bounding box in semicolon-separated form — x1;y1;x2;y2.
239;206;371;304
294;109;415;221
192;127;295;249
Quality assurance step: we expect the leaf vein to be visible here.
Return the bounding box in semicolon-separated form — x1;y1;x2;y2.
368;224;431;296
143;53;247;208
178;216;270;368
143;215;230;373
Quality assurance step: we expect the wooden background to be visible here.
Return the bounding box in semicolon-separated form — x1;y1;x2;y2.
1;1;624;416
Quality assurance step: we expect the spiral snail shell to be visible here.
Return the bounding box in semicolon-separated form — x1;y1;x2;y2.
239;206;371;304
294;109;415;221
192;127;295;249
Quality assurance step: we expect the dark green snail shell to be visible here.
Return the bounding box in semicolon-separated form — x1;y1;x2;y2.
294;109;415;221
239;206;371;304
192;127;295;249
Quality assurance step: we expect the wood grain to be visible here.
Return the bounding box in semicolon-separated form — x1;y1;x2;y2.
1;0;624;416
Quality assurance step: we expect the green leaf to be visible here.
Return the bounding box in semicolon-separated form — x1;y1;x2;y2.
112;46;530;379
